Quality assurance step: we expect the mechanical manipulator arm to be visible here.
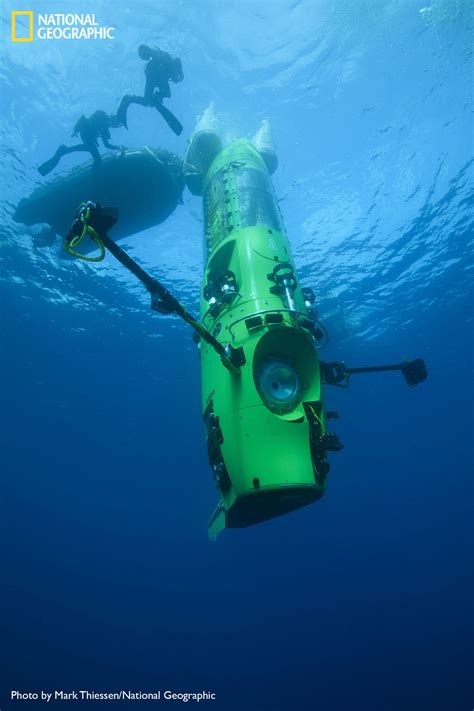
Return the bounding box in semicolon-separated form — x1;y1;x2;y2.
320;358;428;388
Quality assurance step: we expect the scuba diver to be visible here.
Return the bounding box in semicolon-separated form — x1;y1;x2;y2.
38;110;123;177
114;45;184;136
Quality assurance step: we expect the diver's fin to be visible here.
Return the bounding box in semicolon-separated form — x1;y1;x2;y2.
38;147;64;176
155;103;183;136
208;504;226;541
115;98;130;130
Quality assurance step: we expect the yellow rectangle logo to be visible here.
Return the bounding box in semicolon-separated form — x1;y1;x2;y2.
12;11;34;42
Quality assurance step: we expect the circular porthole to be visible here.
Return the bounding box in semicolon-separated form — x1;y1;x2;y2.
257;358;301;414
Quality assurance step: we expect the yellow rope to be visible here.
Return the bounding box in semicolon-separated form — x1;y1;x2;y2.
308;404;326;436
64;209;105;262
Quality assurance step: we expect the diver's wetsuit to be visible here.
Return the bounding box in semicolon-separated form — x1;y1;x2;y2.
115;46;184;134
38;110;121;176
144;46;181;101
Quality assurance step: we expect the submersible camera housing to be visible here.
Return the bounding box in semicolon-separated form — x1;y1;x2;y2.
191;134;336;539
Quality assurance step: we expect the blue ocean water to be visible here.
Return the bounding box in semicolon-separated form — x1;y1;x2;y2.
1;1;472;709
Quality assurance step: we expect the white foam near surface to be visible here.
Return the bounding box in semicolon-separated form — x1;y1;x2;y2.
192;101;221;136
184;109;279;197
251;119;278;175
184;102;224;195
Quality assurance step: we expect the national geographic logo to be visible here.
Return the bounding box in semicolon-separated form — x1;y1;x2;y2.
11;11;116;42
11;11;33;41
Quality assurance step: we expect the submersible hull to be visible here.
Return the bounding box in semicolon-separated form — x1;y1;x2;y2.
198;139;331;539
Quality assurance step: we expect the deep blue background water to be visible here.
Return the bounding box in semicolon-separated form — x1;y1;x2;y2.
1;1;473;710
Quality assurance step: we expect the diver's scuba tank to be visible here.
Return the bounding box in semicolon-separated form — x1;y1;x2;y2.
195;136;336;539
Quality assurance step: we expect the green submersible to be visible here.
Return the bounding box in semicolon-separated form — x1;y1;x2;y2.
59;109;427;540
201;142;333;539
184;115;339;539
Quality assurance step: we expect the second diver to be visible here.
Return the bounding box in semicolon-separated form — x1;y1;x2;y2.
38;110;123;176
